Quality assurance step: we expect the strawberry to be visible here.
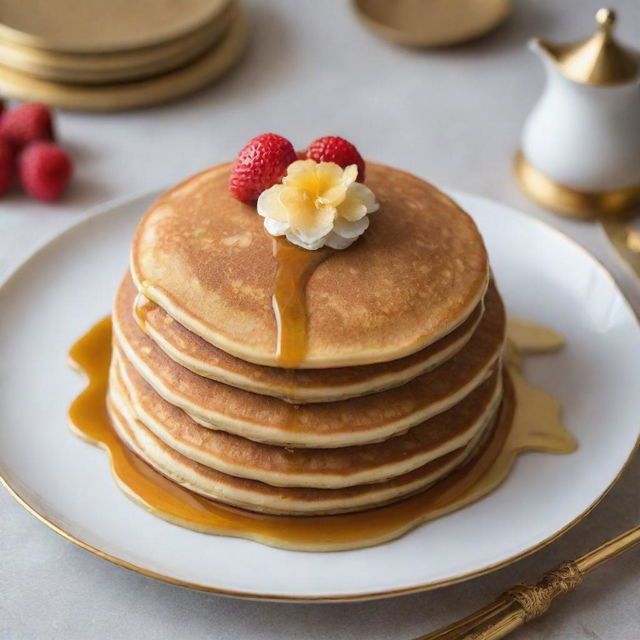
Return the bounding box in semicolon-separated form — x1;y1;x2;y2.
229;133;297;202
0;102;55;148
19;142;72;202
0;138;14;194
306;136;365;182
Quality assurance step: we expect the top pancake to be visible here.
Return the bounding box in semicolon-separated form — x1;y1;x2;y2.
130;162;489;368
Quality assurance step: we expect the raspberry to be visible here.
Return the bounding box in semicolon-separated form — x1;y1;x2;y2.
19;142;72;202
306;136;365;182
0;102;55;148
0;139;14;194
229;133;297;202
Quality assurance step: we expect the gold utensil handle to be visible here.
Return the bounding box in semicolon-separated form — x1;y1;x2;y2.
600;219;640;282
417;526;640;640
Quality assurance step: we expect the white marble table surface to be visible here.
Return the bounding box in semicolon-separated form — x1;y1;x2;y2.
1;1;639;638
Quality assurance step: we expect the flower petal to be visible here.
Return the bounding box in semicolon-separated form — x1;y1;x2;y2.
318;164;359;206
279;188;335;238
341;164;358;187
264;218;288;236
286;159;317;177
284;160;317;190
333;215;370;238
315;162;344;186
347;182;379;214
325;231;356;250
286;231;327;251
336;194;367;222
313;163;346;201
257;185;287;221
295;210;335;245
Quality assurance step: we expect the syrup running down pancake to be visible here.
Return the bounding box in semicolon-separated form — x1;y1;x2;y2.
131;273;484;403
113;277;505;447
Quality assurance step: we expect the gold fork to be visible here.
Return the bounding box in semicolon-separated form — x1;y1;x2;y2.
416;525;640;640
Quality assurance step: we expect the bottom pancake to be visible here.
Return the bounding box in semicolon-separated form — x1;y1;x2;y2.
107;373;497;515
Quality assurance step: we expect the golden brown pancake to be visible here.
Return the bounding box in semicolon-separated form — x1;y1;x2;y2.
130;162;489;367
112;280;506;447
112;353;502;488
126;273;484;402
107;390;494;515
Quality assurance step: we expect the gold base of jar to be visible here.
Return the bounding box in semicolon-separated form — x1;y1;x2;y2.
514;151;640;219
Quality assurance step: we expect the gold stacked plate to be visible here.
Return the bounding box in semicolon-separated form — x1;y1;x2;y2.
0;0;248;111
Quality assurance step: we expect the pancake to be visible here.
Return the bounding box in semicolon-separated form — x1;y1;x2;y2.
107;392;494;515
128;273;484;402
130;162;489;368
113;281;506;447
112;353;502;488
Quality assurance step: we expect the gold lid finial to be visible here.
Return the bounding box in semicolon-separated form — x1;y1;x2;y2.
535;7;638;86
595;8;615;32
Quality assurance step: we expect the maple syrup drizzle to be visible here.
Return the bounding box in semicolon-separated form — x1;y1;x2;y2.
133;292;154;330
67;316;575;551
271;237;332;368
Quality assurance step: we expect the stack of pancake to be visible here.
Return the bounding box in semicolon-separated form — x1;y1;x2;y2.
107;162;507;516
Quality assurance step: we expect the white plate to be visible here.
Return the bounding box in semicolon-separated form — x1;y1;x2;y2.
1;190;639;602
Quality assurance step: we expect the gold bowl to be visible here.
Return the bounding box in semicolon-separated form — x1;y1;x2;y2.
353;0;511;48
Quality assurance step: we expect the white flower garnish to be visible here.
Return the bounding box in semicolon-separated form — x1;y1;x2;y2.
257;160;379;250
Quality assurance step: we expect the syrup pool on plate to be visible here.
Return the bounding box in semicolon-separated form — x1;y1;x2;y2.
68;317;575;551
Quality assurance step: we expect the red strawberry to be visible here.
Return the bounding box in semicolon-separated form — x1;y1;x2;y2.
0;138;14;194
306;136;365;182
19;142;72;202
229;133;297;203
0;102;55;148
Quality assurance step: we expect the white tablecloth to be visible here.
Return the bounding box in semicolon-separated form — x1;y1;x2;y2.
1;1;639;638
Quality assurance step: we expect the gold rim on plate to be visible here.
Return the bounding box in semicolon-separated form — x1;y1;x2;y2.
0;2;236;84
0;7;248;111
1;193;637;602
0;0;233;54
